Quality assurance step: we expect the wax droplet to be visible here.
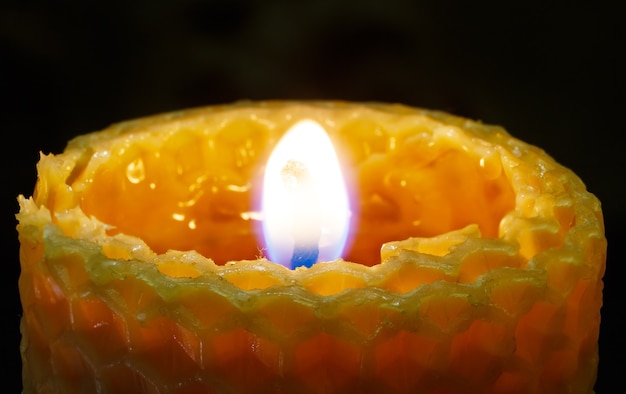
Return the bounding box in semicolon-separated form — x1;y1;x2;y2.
477;152;502;180
240;211;262;221
126;158;145;184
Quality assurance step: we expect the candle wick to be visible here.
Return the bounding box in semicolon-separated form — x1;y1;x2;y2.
280;159;311;192
281;160;321;268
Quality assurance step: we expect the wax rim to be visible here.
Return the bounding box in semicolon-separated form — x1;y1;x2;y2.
17;101;606;392
17;101;605;294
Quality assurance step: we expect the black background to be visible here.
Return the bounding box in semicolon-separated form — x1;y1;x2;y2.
2;1;623;392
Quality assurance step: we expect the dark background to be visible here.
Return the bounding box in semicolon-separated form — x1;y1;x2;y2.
2;1;623;392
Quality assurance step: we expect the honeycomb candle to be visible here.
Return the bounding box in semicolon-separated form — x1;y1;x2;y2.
17;101;606;393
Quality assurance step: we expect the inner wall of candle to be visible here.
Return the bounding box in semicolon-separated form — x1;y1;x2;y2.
80;119;515;266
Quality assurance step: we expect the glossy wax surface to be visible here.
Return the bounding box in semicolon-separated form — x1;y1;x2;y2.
18;101;605;393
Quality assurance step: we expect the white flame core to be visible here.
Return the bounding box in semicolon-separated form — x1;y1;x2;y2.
261;120;350;268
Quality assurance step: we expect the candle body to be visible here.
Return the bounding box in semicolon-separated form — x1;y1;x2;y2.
18;102;605;393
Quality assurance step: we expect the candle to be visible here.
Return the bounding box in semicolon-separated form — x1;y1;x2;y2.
17;101;606;393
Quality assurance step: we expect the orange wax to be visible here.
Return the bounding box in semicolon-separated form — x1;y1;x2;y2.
17;101;606;393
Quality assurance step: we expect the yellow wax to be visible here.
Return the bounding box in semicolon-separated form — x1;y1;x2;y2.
17;101;605;393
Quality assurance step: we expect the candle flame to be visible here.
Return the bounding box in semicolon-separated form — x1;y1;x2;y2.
261;120;350;268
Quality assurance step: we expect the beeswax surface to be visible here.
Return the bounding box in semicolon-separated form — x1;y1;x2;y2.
18;101;605;393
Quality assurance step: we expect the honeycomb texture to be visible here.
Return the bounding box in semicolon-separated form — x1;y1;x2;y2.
17;101;606;393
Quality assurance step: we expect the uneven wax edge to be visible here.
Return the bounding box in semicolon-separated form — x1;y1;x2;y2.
17;101;606;298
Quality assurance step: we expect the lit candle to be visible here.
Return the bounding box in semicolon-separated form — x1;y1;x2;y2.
17;101;606;393
261;119;350;268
